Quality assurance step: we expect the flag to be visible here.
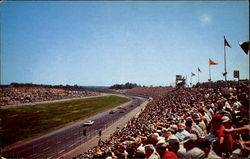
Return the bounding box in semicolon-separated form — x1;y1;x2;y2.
191;72;195;76
239;41;249;55
209;59;218;65
198;68;202;72
224;36;231;48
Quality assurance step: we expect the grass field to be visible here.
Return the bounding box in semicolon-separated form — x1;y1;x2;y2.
0;95;130;148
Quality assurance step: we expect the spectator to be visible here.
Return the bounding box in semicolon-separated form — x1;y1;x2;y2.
155;141;177;159
185;117;200;138
192;113;207;136
182;134;205;159
144;144;160;159
162;128;174;139
167;135;185;158
210;114;233;157
175;123;190;141
197;138;221;159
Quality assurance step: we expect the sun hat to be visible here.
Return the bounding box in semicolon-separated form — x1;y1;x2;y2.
144;144;155;151
156;140;167;148
222;116;231;123
137;144;145;154
167;135;180;144
180;134;197;144
170;124;178;132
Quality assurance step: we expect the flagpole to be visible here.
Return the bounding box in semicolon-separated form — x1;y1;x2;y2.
224;36;227;81
209;64;211;81
198;68;199;83
191;74;192;86
185;75;187;87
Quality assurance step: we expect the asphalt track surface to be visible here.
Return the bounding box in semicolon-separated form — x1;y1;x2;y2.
2;94;146;158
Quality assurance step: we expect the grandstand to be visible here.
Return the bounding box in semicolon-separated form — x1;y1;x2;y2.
71;81;249;159
0;84;100;106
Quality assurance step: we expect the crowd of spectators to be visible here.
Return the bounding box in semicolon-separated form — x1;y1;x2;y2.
0;85;100;106
74;82;249;159
125;87;174;98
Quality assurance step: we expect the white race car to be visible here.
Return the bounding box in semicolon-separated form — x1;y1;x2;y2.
83;120;94;127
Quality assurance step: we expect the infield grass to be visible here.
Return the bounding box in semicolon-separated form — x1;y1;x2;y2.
0;95;130;148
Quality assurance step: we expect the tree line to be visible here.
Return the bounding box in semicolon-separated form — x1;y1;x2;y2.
0;82;86;91
109;82;140;89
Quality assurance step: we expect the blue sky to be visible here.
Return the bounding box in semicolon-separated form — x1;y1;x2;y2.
1;1;249;86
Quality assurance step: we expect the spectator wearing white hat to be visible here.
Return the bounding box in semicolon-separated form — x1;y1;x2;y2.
166;135;180;156
162;128;175;139
181;134;205;159
222;116;232;129
175;123;190;141
169;124;178;134
144;144;160;159
134;144;146;158
221;115;233;157
155;140;177;159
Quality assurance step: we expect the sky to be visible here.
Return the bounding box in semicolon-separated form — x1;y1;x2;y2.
1;1;249;86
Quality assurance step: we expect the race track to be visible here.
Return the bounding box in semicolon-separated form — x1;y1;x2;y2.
2;94;146;158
